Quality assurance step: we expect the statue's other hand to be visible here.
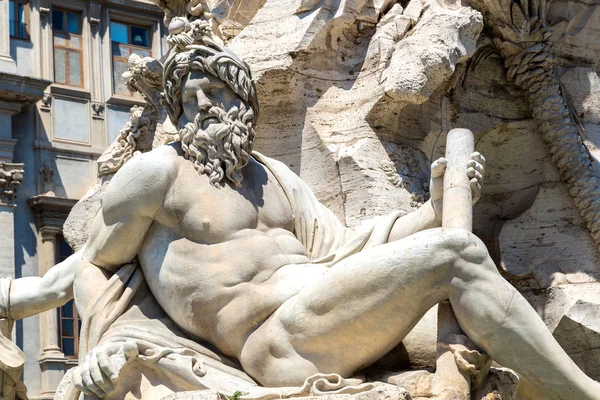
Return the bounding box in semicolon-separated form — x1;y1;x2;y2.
467;152;485;204
72;340;138;398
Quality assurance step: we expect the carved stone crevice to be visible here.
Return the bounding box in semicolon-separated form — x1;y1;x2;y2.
0;162;24;206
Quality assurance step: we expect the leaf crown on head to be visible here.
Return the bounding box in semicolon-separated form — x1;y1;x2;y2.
159;1;259;127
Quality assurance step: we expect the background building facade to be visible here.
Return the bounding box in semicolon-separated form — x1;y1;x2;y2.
0;0;167;397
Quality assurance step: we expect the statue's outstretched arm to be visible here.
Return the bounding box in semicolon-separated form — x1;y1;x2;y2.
0;151;175;324
388;199;440;242
5;250;80;321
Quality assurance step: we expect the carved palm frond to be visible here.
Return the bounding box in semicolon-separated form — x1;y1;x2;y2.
468;0;551;50
467;0;600;250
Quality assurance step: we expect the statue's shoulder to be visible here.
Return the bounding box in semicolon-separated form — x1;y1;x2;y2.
105;144;180;206
121;144;181;177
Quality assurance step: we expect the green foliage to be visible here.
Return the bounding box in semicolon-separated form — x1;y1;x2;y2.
219;390;249;400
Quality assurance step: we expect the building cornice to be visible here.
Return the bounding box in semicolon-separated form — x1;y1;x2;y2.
0;73;52;112
28;195;78;230
100;0;163;16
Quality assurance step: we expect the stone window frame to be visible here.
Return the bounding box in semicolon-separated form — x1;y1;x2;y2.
9;0;30;41
102;7;162;105
109;19;153;97
51;7;84;88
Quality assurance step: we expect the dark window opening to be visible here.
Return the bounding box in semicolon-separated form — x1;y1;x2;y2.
9;1;30;40
56;236;80;359
52;9;83;87
110;21;152;96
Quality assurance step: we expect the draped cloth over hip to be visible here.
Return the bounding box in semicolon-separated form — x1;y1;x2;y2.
252;152;405;265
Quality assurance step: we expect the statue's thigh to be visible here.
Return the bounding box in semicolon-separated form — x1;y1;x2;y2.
244;232;455;382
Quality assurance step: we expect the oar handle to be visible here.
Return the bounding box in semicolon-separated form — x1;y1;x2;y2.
442;128;474;232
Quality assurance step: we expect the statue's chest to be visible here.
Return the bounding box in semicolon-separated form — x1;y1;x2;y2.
159;164;294;243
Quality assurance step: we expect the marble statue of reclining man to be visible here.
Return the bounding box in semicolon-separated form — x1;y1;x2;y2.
2;38;600;400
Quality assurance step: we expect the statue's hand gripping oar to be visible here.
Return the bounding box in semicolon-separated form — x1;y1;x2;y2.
432;128;476;399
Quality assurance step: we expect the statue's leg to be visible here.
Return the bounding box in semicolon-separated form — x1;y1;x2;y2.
240;228;600;399
449;246;600;400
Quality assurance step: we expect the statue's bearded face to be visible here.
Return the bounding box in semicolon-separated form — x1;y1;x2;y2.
178;70;255;188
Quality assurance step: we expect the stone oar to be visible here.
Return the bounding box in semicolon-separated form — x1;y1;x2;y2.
431;128;474;399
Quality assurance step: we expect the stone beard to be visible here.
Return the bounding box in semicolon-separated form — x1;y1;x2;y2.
163;43;259;188
179;103;255;188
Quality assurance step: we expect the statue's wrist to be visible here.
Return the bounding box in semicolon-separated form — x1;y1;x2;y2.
430;199;442;222
0;277;12;320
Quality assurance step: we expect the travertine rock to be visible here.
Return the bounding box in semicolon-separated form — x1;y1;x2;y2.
62;183;106;252
558;67;600;170
229;0;484;225
498;184;600;284
553;300;600;380
380;3;483;105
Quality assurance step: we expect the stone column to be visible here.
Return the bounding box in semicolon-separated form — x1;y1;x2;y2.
38;226;62;356
29;195;77;399
38;226;66;399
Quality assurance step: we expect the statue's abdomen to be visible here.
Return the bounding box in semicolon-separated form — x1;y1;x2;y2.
138;222;319;357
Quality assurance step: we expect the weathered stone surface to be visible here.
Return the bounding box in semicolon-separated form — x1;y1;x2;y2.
553;300;600;380
539;284;600;332
62;183;106;252
381;3;483;105
498;184;600;284
228;0;484;225
558;67;600;171
547;0;600;66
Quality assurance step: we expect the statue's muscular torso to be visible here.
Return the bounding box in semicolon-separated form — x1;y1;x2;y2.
135;144;327;358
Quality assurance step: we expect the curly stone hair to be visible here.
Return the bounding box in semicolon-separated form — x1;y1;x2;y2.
163;37;259;128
